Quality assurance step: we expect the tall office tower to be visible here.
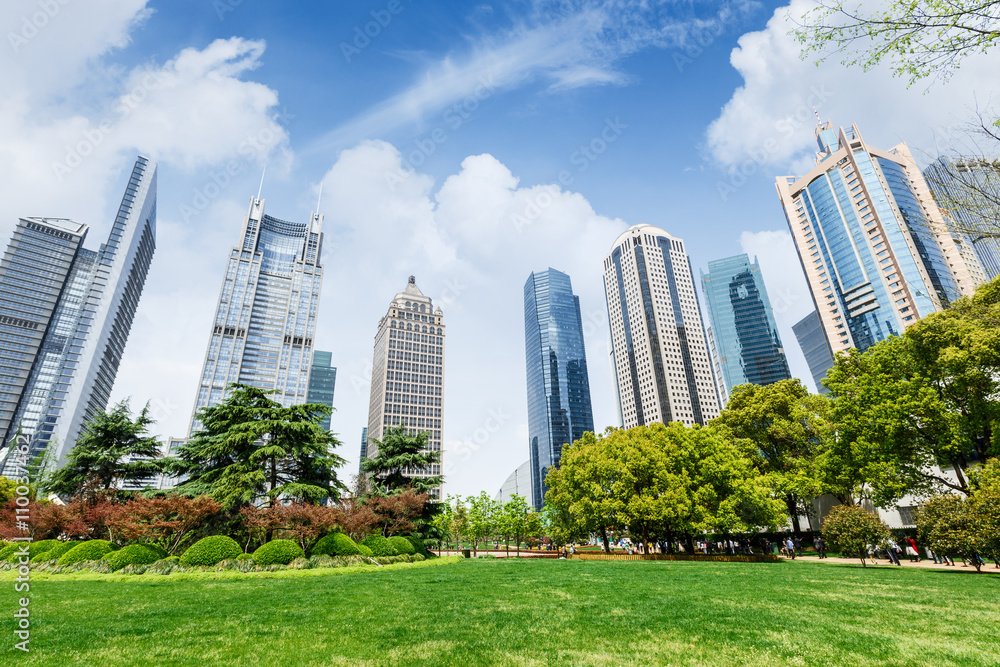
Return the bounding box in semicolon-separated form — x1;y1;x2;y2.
358;426;368;477
705;326;729;406
365;277;444;498
776;121;980;358
603;224;721;429
0;156;157;473
523;268;595;510
306;350;337;431
792;311;835;394
924;156;1000;282
188;198;324;432
700;254;791;400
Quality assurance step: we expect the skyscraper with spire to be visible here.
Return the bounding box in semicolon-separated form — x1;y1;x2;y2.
365;276;445;498
776;121;979;358
187;197;324;432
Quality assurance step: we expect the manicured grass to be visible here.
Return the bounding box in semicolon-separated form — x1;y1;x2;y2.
3;557;998;666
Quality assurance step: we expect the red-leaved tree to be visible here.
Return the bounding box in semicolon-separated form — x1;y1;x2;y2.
107;495;221;555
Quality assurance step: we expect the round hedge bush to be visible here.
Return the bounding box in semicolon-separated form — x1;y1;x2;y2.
180;535;242;567
8;539;61;562
33;541;77;563
357;544;373;557
388;536;415;555
138;543;168;560
312;532;362;557
106;544;164;571
252;539;304;566
58;540;117;566
360;535;399;557
404;535;431;557
236;552;253;561
0;543;22;560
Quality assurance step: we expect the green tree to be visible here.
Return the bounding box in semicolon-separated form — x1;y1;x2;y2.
46;400;165;498
0;476;17;505
500;494;532;555
914;494;991;571
793;0;1000;89
712;379;832;531
167;384;344;509
821;504;891;568
361;421;441;495
467;491;499;555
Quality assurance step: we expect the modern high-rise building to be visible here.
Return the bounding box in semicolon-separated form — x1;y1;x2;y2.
306;350;336;431
776;121;979;358
0;156;157;473
792;310;835;394
365;276;444;498
603;224;721;429
358;426;368;477
494;460;531;504
523;268;595;510
188;198;324;433
924;156;1000;282
700;254;791;400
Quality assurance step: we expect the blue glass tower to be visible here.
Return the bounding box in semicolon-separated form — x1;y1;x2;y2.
524;268;594;510
776;122;976;360
701;254;791;399
306;350;337;431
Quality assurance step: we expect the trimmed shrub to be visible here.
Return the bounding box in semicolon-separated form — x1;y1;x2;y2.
0;543;21;561
140;543;169;560
59;540;117;566
180;535;243;567
361;535;399;557
404;535;431;557
6;539;59;562
34;541;76;563
388;536;415;555
106;544;163;571
312;532;362;557
236;552;253;561
252;539;304;566
357;544;374;557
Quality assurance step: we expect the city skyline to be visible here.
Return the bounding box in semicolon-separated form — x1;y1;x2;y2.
0;1;996;498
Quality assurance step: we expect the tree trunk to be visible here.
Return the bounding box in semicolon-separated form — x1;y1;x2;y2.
666;528;675;555
786;494;801;534
685;534;695;555
600;526;611;554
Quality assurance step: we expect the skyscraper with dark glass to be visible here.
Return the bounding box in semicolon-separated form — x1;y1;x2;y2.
188;197;324;433
306;350;336;431
792;310;835;394
776;121;979;360
0;156;157;473
701;254;790;400
524;268;594;510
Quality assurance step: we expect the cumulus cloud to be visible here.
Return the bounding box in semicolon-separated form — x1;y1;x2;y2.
316;141;626;495
706;0;1000;172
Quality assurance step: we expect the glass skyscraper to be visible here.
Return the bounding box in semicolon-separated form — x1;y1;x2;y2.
924;156;1000;282
188;197;324;432
365;276;445;498
0;156;157;473
603;224;721;429
792;310;835;394
306;350;336;431
776;122;980;359
700;254;790;400
524;268;595;510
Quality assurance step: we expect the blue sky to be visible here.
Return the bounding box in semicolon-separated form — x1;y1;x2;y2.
1;0;996;497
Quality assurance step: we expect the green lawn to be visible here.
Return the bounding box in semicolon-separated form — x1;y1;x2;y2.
3;557;998;666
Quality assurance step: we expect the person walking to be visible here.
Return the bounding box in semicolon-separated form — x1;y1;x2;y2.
814;536;826;559
905;536;920;562
885;538;901;566
784;537;796;559
793;536;803;557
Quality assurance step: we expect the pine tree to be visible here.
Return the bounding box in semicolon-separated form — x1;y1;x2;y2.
361;421;442;495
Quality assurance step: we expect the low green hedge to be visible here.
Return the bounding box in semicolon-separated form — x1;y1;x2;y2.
388;536;415;555
358;544;373;557
106;544;163;571
312;532;362;557
360;535;398;557
236;552;253;561
140;543;169;560
252;539;304;566
180;536;242;567
405;536;432;557
58;540;117;566
0;543;22;560
36;541;78;563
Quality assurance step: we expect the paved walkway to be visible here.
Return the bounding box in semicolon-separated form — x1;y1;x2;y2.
787;554;1000;573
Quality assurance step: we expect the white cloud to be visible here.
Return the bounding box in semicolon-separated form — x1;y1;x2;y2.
706;0;1000;172
316;141;626;496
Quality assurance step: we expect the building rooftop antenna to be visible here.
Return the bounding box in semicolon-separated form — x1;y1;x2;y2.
315;182;323;217
256;164;267;202
813;107;822;127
